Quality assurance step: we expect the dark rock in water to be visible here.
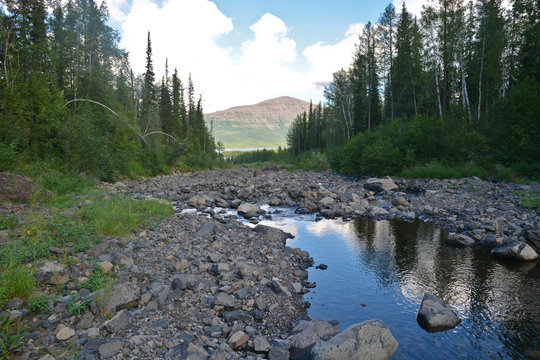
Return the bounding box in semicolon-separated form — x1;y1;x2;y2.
315;264;328;270
417;293;461;332
254;224;293;242
445;233;477;247
288;320;340;359
311;319;398;360
491;240;539;261
305;282;316;288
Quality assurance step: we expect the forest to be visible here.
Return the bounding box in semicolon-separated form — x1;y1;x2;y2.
0;0;220;181
287;0;539;178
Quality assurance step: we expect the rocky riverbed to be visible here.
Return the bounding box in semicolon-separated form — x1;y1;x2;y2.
5;167;540;359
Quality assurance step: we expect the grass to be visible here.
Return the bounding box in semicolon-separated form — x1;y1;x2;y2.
0;214;19;231
79;195;173;235
27;294;53;313
0;265;35;307
81;265;108;292
67;296;91;316
0;316;27;360
516;189;540;209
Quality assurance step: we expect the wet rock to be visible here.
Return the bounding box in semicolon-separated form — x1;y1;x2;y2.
416;293;461;332
315;264;328;270
491;240;539;261
364;177;398;193
254;224;293;242
445;233;477;247
311;319;398;360
238;202;260;218
288;320;341;359
164;342;209;360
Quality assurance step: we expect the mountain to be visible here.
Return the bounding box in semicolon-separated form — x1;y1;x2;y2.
206;96;311;149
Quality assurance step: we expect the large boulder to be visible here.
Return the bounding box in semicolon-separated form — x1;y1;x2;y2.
237;202;260;218
0;172;35;203
103;282;141;312
187;194;214;208
318;197;335;209
491;240;539;261
288;320;340;359
364;177;398;193
311;320;398;360
416;293;461;332
254;224;293;243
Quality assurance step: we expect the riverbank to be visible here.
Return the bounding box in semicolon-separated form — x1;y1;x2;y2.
1;168;538;359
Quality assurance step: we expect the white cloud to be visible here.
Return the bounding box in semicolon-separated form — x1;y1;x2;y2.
393;0;425;16
303;22;363;87
107;0;129;23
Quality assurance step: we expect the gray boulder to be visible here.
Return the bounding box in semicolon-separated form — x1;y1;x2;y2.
416;293;461;332
491;240;539;261
254;224;293;242
364;177;398;193
311;320;398;360
195;221;223;237
104;282;141;311
104;309;132;333
237;202;260;218
318;197;335;209
288;320;340;359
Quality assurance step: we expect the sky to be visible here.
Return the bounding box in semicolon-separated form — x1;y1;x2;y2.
106;0;426;112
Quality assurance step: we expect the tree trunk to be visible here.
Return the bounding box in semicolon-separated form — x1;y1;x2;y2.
477;35;485;122
435;65;443;119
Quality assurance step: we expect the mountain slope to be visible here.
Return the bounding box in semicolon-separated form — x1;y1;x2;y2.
206;96;311;149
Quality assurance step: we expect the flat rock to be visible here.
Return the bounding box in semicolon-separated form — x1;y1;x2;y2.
56;326;75;341
288;320;341;359
311;319;398;360
229;331;249;350
237;202;260;218
491;240;539;261
445;233;477;247
99;339;123;358
254;224;293;242
172;274;199;290
214;292;238;308
104;282;141;311
104;309;132;333
416;293;461;332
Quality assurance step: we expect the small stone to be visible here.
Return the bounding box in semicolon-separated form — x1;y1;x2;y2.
140;293;152;306
87;327;100;338
38;355;56;360
229;331;249;350
99;339;123;358
99;261;114;274
56;326;75;341
292;283;303;294
166;255;175;261
253;335;271;353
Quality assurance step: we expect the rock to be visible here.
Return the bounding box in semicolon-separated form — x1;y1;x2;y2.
214;292;238;308
223;309;247;322
104;309;132;333
288;320;341;359
104;282;141;311
99;261;114;274
36;261;68;285
164;342;209;360
369;206;389;217
172;274;199;290
195;221;223;237
211;263;231;275
392;196;409;207
254;224;293;242
315;264;328;270
364;177;398;193
98;339;123;358
268;345;290;360
237;202;260;218
311;319;398;360
87;327;100;338
0;172;35;202
56;326;75;341
416;293;461;332
269;197;281;206
187;194;214;207
6;297;23;310
292;282;303;294
445;233;477;247
271;279;292;297
318;197;335;209
38;355;56;360
526;230;540;249
491;240;539;261
229;331;249;350
253;335;272;353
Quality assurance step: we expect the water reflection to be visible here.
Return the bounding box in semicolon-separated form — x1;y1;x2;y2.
284;217;540;359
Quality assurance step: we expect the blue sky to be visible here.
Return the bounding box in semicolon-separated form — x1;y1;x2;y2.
106;0;423;112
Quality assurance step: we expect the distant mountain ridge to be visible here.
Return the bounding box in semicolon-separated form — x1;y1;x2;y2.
206;96;311;149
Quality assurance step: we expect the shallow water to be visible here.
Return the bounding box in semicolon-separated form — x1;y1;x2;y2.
254;209;540;359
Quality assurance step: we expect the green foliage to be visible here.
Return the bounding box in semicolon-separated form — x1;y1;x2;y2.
81;265;107;292
0;265;36;306
67;296;91;316
297;152;330;171
0;316;27;360
79;195;173;235
0;214;19;231
27;294;53;313
516;190;540;209
226;148;292;165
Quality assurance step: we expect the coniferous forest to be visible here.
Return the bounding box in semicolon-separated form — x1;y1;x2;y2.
0;0;219;181
287;0;539;178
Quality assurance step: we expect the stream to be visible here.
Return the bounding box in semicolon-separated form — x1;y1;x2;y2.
248;206;540;359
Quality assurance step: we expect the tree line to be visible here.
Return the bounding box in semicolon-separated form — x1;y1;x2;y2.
288;0;539;177
0;0;219;180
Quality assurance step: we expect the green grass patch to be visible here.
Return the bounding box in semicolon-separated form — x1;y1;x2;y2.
0;316;27;360
67;296;92;316
27;294;53;313
81;264;110;292
0;265;35;306
516;189;540;209
79;195;173;236
0;214;19;230
400;161;489;179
